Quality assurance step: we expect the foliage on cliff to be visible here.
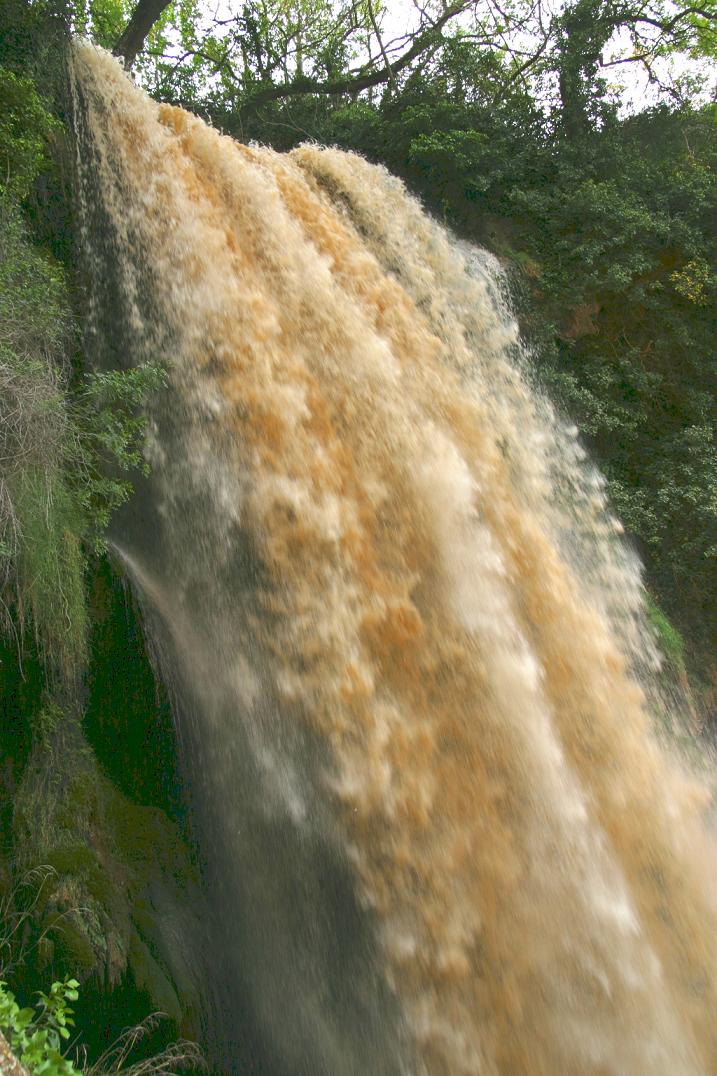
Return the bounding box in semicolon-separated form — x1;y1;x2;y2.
0;10;205;1070
0;976;81;1075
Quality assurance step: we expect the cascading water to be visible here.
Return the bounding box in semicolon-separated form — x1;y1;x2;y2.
69;42;717;1076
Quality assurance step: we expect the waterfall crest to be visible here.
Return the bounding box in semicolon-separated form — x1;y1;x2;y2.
70;42;717;1075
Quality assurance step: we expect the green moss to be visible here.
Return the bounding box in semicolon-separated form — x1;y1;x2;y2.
11;470;88;689
11;709;204;1036
85;558;185;821
128;933;182;1028
0;201;86;700
0;206;163;703
645;593;686;672
47;908;102;976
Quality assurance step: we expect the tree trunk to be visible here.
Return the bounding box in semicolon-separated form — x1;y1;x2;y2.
113;0;172;68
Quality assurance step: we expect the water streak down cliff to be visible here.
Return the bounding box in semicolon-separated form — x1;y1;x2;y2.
70;42;717;1076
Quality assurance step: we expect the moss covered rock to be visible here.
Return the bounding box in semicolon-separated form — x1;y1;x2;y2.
11;707;205;1039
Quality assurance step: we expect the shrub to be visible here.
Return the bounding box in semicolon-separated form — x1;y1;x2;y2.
0;65;58;201
0;976;81;1076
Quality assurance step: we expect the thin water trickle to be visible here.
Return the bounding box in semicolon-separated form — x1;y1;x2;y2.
71;41;717;1075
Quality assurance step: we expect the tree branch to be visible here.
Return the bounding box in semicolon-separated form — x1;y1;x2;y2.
366;0;396;89
113;0;173;68
246;0;471;105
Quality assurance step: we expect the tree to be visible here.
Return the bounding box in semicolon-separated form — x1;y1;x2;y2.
107;0;716;119
109;0;477;83
113;0;171;66
547;0;717;136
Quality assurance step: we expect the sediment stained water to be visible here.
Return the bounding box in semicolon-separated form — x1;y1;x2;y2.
70;42;717;1075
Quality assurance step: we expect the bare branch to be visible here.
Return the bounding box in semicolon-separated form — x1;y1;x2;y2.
366;0;396;88
246;0;471;105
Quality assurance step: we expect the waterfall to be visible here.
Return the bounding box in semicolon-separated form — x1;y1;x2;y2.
69;42;717;1076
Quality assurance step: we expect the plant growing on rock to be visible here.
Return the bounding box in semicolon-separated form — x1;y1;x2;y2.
0;975;81;1076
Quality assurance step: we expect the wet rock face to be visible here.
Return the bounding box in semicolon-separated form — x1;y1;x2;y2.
85;556;184;821
11;707;206;1043
0;534;209;1061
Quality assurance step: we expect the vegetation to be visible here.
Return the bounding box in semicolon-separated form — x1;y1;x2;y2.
0;976;204;1075
0;976;81;1075
0;0;716;1067
0;7;203;1070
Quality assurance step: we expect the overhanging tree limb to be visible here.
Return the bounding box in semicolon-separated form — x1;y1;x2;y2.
113;0;173;68
246;1;471;104
112;0;471;95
